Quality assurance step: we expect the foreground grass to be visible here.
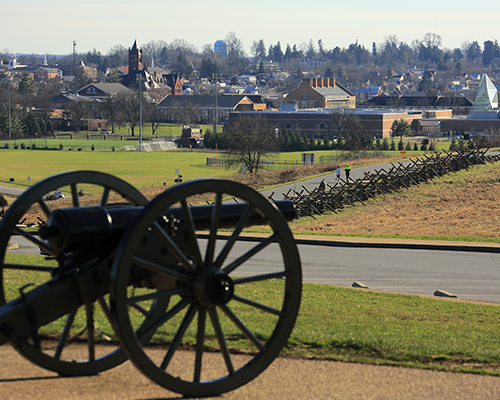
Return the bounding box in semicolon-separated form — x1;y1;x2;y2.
4;254;500;375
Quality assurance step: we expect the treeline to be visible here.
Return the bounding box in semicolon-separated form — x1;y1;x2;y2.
5;32;500;79
203;129;437;153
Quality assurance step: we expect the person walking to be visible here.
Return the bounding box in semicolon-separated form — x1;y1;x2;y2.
344;164;351;181
336;165;341;182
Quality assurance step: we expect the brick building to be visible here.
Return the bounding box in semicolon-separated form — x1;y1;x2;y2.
228;108;423;139
284;78;356;109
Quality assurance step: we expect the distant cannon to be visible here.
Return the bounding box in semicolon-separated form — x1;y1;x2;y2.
0;171;301;397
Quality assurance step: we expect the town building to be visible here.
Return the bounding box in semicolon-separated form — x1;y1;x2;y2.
284;78;356;109
228;108;425;139
158;94;266;124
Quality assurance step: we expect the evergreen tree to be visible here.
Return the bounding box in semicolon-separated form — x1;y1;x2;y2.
337;134;345;149
46;119;54;134
397;136;404;151
308;134;316;150
0;111;23;136
22;113;40;137
449;138;457;151
19;74;36;95
39;119;47;135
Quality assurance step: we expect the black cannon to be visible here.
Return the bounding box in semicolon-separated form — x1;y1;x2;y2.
0;171;302;397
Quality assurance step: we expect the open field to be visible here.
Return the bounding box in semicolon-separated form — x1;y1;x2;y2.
0;148;403;190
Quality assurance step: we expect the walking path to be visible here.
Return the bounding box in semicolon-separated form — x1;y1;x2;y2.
1;344;499;400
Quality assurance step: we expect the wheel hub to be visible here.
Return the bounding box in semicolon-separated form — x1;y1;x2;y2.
193;269;234;308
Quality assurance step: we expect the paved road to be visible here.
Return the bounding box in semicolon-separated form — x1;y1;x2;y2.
259;159;410;201
0;185;24;197
1;344;500;400
9;234;500;303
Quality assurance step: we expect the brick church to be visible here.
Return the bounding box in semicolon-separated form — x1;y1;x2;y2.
122;40;182;101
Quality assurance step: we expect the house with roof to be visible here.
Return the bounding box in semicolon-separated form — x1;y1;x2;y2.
73;82;133;99
284;78;356;109
157;94;266;124
350;86;381;104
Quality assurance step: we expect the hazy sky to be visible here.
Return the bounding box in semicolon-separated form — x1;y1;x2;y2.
3;0;499;56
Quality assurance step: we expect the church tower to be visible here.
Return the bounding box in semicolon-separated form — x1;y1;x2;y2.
129;40;143;72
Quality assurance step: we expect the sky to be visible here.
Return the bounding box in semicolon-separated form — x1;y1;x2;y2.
3;0;500;56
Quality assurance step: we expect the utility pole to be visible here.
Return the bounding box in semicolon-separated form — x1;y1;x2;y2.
8;80;11;141
212;73;218;134
136;74;143;150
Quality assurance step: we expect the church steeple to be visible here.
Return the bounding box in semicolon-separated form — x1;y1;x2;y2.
129;39;143;72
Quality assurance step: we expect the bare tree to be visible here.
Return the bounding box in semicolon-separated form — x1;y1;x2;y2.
115;90;142;136
65;100;93;132
423;32;442;48
251;39;266;61
329;109;359;139
226;114;279;174
100;95;124;133
225;31;247;75
172;101;200;126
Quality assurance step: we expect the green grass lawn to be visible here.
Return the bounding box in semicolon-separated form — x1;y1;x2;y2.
0;147;393;189
0;149;234;188
3;253;500;375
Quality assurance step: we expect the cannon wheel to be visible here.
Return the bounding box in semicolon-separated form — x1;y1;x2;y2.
110;179;302;397
0;171;163;376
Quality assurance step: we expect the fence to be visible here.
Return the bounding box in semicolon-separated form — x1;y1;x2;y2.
206;156;304;171
267;148;500;219
206;150;384;172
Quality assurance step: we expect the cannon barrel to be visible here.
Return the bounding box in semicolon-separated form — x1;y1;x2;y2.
39;200;296;253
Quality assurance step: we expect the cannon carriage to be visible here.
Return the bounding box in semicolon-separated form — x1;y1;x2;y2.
0;171;302;397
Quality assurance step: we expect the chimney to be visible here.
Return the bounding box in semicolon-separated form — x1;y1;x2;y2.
302;78;312;87
312;78;317;87
329;78;335;87
317;78;323;88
